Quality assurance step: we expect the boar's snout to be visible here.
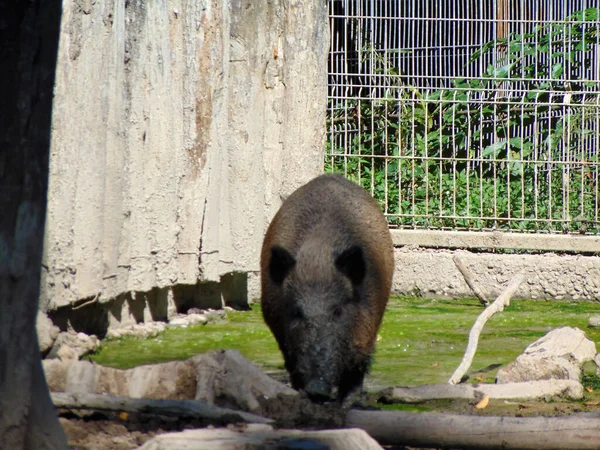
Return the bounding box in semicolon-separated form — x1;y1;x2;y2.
304;378;334;402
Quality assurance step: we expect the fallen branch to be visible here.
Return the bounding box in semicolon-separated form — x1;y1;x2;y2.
453;255;489;306
51;392;272;424
72;292;100;310
346;409;600;450
378;379;583;404
448;274;524;384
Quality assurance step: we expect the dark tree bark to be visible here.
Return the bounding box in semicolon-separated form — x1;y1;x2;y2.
0;0;66;448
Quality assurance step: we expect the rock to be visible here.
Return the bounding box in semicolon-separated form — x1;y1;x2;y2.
167;318;189;328
589;316;600;328
137;425;384;450
37;311;60;353
44;359;71;392
204;309;227;323
65;360;97;394
102;310;221;341
105;321;168;340
496;327;597;384
105;328;123;339
47;331;100;361
186;313;208;326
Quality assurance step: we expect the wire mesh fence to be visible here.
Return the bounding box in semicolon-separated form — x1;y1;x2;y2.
327;0;600;235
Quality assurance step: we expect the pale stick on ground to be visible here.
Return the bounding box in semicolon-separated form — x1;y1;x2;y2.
453;255;490;306
448;274;525;385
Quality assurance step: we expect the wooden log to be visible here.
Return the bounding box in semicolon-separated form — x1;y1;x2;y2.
378;379;583;403
51;392;272;424
448;274;524;384
138;425;385;450
346;409;600;450
453;255;490;306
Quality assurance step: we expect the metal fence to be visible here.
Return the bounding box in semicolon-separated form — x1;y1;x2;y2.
326;0;600;239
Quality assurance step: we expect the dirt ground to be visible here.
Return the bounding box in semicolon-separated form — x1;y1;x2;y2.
58;394;599;450
58;393;347;450
59;411;213;450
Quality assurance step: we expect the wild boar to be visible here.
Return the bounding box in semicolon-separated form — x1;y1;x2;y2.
260;174;394;402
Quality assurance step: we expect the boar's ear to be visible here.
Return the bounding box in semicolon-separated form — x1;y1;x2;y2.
269;245;296;284
335;245;366;285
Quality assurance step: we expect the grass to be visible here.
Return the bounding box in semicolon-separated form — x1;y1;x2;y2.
90;297;600;391
90;306;284;372
373;297;600;389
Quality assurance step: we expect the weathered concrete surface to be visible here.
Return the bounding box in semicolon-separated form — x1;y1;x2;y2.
391;229;600;253
393;246;600;301
42;1;327;312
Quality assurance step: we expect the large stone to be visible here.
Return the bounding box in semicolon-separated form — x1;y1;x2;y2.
44;359;71;393
137;425;384;450
46;331;100;361
589;315;600;328
496;327;597;383
36;311;60;353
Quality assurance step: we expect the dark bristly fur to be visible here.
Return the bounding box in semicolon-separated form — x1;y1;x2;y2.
260;174;394;402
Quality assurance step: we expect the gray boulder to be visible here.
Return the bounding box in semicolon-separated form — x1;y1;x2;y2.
46;331;100;361
496;327;596;384
36;311;60;353
589;315;600;328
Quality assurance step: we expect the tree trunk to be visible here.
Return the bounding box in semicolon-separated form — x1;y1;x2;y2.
0;0;67;448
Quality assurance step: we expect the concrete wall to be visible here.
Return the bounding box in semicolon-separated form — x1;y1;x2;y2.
393;247;600;301
41;0;328;314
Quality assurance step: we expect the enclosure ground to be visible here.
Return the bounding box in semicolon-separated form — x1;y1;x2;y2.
74;297;600;449
90;297;600;388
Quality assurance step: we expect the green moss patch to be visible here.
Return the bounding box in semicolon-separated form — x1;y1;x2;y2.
90;297;600;393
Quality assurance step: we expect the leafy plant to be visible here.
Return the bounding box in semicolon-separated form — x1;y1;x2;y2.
326;7;600;234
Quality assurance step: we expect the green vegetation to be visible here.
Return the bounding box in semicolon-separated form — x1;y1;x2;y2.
91;297;600;391
91;306;283;372
325;7;600;233
373;297;600;388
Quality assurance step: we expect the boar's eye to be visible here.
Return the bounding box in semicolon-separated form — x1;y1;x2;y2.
335;245;366;285
288;305;304;324
332;305;343;318
269;245;296;284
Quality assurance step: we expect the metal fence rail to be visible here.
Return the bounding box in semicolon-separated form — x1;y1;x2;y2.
327;0;600;238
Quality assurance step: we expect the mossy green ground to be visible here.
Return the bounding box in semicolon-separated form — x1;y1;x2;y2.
91;297;600;394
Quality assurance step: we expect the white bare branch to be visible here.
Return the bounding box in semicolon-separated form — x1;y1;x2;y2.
448;274;525;385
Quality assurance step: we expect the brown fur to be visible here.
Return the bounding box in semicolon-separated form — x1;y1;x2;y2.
260;174;394;401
